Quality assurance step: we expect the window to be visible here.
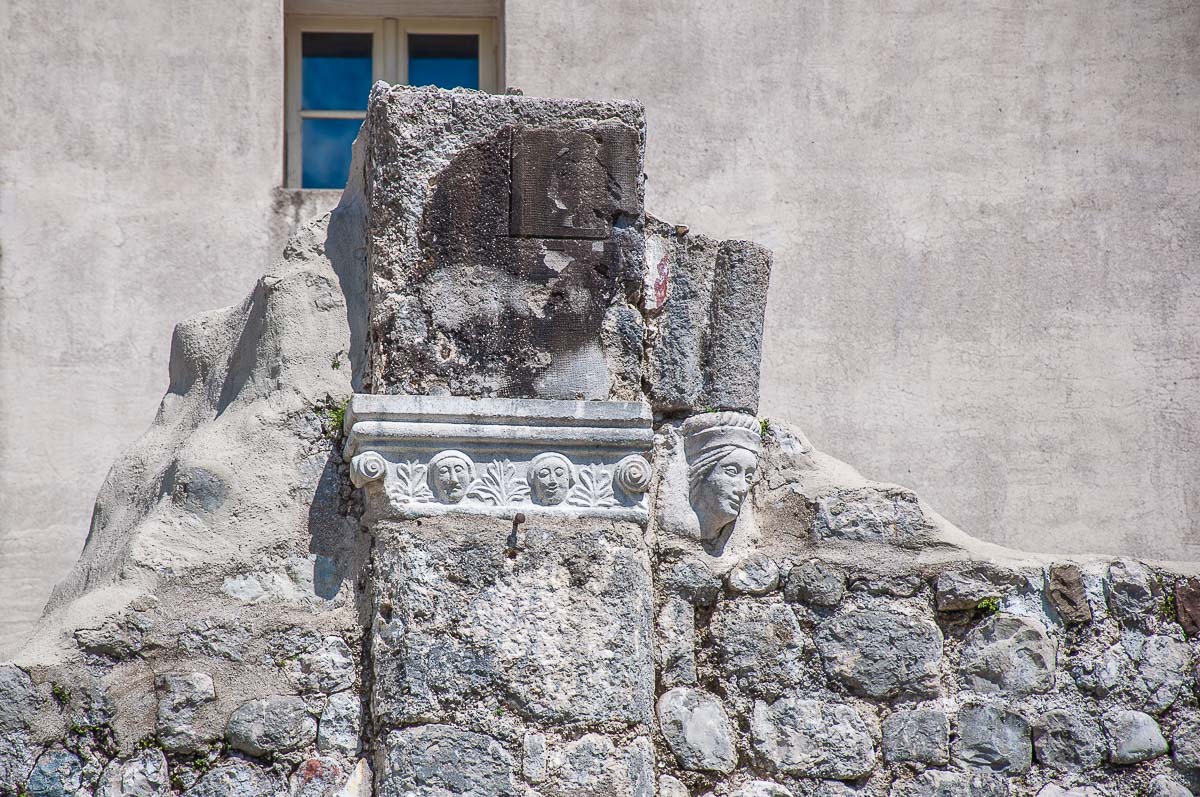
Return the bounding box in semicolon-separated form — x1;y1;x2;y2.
285;16;498;188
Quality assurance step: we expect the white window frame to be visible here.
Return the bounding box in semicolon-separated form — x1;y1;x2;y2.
285;14;498;188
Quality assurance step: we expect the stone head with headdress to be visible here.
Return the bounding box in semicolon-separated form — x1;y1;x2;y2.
527;451;574;506
682;412;761;540
427;449;476;504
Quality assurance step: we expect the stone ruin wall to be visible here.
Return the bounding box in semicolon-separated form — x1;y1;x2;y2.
3;87;1200;797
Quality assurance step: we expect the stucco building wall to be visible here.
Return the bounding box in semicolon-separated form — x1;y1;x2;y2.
506;0;1200;561
0;1;290;654
1;0;1197;654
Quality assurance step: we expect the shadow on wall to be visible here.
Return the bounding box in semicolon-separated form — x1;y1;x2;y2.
307;130;371;600
324;128;370;395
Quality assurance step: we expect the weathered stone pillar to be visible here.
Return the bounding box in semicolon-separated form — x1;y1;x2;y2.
354;86;665;793
344;397;656;795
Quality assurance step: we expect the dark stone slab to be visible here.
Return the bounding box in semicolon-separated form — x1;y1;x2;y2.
1175;577;1200;636
1047;563;1093;625
510;125;638;239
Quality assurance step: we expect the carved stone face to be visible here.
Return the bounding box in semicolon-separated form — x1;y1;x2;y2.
429;452;474;503
528;453;573;506
692;448;757;539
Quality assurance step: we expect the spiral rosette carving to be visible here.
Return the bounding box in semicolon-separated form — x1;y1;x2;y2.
350;451;388;488
614;454;653;495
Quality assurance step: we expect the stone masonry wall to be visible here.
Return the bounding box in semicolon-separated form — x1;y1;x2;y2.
643;423;1200;797
651;532;1200;796
368;515;655;797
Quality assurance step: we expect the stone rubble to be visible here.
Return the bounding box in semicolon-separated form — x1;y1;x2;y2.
656;597;698;687
1149;775;1196;797
954;703;1033;775
782;559;846;607
1174;578;1200;637
1032;708;1105;772
711;600;807;696
890;770;1010;797
287;636;355;695
1102;708;1168;765
750;697;876;780
94;748;169;797
317;692;361;756
378;725;517;797
933;566;1021;613
730;781;795;797
814;609;943;700
154;672;217;754
225;696;318;757
958;614;1057;696
1106;560;1159;631
727;552;781;596
663;557;723;606
1047;564;1094;625
883;707;950;766
657;687;737;774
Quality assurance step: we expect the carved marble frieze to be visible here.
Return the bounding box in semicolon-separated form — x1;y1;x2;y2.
342;395;654;523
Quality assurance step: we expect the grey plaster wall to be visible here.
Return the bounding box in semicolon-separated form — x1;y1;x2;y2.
1;0;1198;655
504;0;1200;558
0;0;297;654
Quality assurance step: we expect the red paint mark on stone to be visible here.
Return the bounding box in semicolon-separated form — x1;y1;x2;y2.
654;253;670;307
301;758;329;782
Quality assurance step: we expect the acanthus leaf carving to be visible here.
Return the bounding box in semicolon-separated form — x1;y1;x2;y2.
387;460;435;504
465;460;530;506
567;463;619;509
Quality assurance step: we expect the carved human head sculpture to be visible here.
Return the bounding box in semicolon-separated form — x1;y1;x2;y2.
683;412;762;540
427;450;476;504
527;452;574;506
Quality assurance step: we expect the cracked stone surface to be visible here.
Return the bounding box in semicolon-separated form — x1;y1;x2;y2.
370;518;654;728
959;615;1056;696
883;707;950;766
751;697;877;780
955;704;1032;775
657;687;737;773
815;609;942;699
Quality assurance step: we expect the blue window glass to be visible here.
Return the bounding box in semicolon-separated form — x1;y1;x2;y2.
302;32;373;111
408;34;479;90
302;118;362;189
